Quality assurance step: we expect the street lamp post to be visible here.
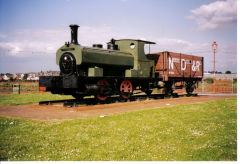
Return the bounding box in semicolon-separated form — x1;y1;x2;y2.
212;41;217;93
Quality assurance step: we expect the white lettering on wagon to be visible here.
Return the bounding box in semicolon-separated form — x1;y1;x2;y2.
192;60;201;71
169;57;180;70
181;59;186;71
169;57;201;73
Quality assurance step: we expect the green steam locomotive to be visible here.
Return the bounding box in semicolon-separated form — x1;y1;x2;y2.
39;24;203;101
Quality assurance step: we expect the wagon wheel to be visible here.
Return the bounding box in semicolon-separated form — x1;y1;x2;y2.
96;79;109;101
186;82;195;96
164;82;175;96
120;80;133;99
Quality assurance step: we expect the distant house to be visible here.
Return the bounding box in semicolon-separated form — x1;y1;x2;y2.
3;74;9;81
32;77;39;81
18;74;24;80
27;73;39;81
11;74;17;80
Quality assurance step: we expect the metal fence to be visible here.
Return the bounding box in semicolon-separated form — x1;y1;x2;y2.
0;81;39;94
197;79;237;94
0;78;237;95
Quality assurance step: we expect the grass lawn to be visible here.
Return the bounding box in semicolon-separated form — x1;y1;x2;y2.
0;93;74;106
0;97;237;161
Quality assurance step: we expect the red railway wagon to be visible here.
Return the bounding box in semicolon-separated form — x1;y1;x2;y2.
147;51;204;94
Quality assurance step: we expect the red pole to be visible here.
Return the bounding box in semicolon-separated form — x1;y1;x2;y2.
213;48;215;93
212;41;217;94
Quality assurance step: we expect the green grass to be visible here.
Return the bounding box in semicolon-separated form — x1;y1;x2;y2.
0;98;237;161
0;93;74;106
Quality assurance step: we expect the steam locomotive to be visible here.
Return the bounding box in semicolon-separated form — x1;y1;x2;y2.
39;24;204;101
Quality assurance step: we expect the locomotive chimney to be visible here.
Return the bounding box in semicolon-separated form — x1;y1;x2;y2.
69;24;79;45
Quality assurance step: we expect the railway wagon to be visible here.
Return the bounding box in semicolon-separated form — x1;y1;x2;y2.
39;24;204;101
147;52;204;94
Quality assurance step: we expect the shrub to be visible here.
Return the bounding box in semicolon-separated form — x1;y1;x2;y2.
204;78;213;84
225;70;231;74
233;78;237;83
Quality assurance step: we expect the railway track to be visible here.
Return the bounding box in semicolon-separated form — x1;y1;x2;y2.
39;93;198;107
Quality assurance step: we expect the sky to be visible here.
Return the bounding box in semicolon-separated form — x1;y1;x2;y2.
0;0;237;73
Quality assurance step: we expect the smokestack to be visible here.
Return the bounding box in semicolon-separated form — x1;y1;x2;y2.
69;24;79;44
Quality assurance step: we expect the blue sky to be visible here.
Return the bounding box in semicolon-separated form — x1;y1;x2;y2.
0;0;237;73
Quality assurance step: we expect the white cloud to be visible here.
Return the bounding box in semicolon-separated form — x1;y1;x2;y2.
0;25;118;57
0;29;68;57
188;0;237;30
153;38;193;52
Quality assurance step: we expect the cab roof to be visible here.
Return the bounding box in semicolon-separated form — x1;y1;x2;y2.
111;39;156;44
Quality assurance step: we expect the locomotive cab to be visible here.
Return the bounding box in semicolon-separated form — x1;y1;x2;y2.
112;39;155;78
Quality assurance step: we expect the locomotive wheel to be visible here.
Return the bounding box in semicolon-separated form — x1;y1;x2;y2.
120;80;133;99
164;82;175;96
96;79;109;101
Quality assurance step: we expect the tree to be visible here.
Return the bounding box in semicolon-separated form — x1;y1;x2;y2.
225;70;231;74
204;78;213;84
23;73;29;80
